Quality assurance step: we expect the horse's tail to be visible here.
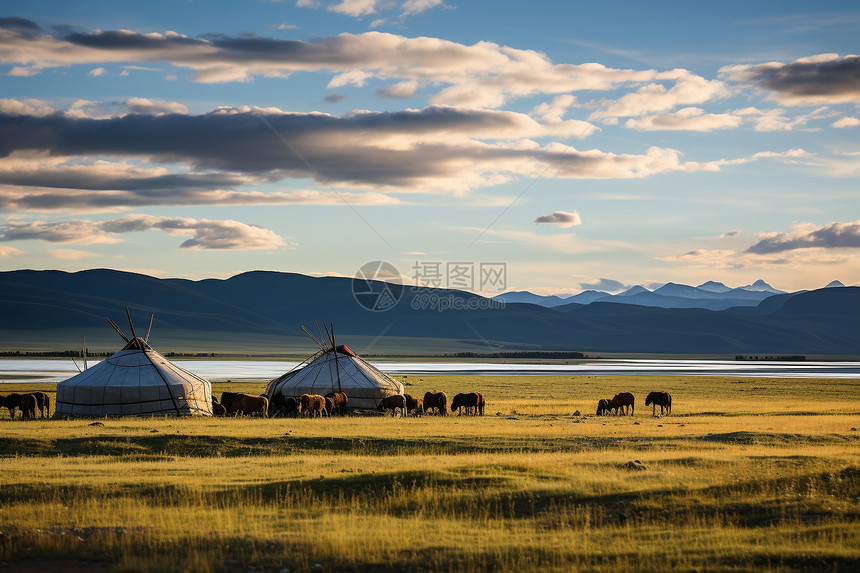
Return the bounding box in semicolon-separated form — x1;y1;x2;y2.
45;394;51;416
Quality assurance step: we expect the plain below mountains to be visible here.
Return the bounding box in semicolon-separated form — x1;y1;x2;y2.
0;269;857;355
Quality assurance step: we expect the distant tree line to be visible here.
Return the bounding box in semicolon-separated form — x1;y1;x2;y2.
448;351;587;359
0;350;111;357
735;355;806;361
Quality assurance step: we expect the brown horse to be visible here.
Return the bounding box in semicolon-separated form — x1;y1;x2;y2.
451;392;484;415
325;391;349;416
221;392;269;417
376;394;406;416
0;393;22;418
299;394;327;418
25;392;50;418
211;397;227;416
596;398;612;416
611;392;635;416
404;393;423;415
18;393;37;419
645;391;672;415
423;391;448;415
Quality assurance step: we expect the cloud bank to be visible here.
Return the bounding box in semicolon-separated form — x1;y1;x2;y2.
0;214;288;249
722;54;860;105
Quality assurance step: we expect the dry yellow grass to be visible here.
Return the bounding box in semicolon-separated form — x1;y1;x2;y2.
1;375;859;572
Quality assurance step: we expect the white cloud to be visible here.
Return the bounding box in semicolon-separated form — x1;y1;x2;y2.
125;97;188;115
0;214;289;250
48;248;99;260
0;21;697;109
0;245;24;257
624;107;743;131
375;80;418;98
733;106;833;132
87;66;107;77
0;97;54;117
833;117;860;128
592;73;730;119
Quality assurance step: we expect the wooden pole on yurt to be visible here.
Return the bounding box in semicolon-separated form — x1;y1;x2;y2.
331;322;343;395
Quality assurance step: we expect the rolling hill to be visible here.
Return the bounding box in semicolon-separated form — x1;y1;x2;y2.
0;269;857;354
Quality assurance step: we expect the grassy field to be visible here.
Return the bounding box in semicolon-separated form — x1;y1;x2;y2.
1;375;859;572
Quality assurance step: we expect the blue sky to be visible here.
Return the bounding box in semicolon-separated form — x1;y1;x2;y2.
0;0;858;295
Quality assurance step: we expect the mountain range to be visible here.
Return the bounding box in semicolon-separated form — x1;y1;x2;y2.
0;269;857;355
493;279;847;311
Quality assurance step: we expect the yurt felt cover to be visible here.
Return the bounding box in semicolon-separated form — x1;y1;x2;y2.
55;344;212;417
267;346;403;409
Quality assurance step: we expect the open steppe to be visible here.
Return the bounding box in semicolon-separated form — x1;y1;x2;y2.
1;375;859;572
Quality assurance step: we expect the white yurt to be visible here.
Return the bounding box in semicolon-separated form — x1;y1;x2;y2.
266;334;403;410
55;313;212;417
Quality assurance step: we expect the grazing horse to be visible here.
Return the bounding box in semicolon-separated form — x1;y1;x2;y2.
611;392;635;416
220;392;269;417
376;394;406;416
451;392;483;415
24;392;50;418
404;393;424;416
645;391;672;416
211;397;227;416
299;394;327;418
0;393;22;418
324;396;335;417
18;393;37;419
269;393;300;417
596;398;612;416
325;391;349;416
423;391;448;416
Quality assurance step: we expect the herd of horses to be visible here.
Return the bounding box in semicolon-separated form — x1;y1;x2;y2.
210;390;485;418
596;391;672;416
1;389;671;419
0;392;50;419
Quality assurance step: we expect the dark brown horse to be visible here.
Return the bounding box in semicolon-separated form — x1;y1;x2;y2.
221;392;269;417
25;392;50;418
645;391;672;415
376;394;406;415
211;397;227;416
451;392;484;415
269;393;299;417
596;398;612;415
611;392;635;415
18;393;37;419
0;392;47;418
423;391;448;415
325;391;349;416
0;393;22;418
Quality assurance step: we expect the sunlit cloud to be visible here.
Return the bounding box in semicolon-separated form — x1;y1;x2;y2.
624;107;743;131
746;220;860;254
833;117;859;128
0;214;290;250
0;245;24;257
48;248;99;260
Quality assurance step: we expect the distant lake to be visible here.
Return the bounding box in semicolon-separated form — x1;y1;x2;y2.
2;358;860;383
